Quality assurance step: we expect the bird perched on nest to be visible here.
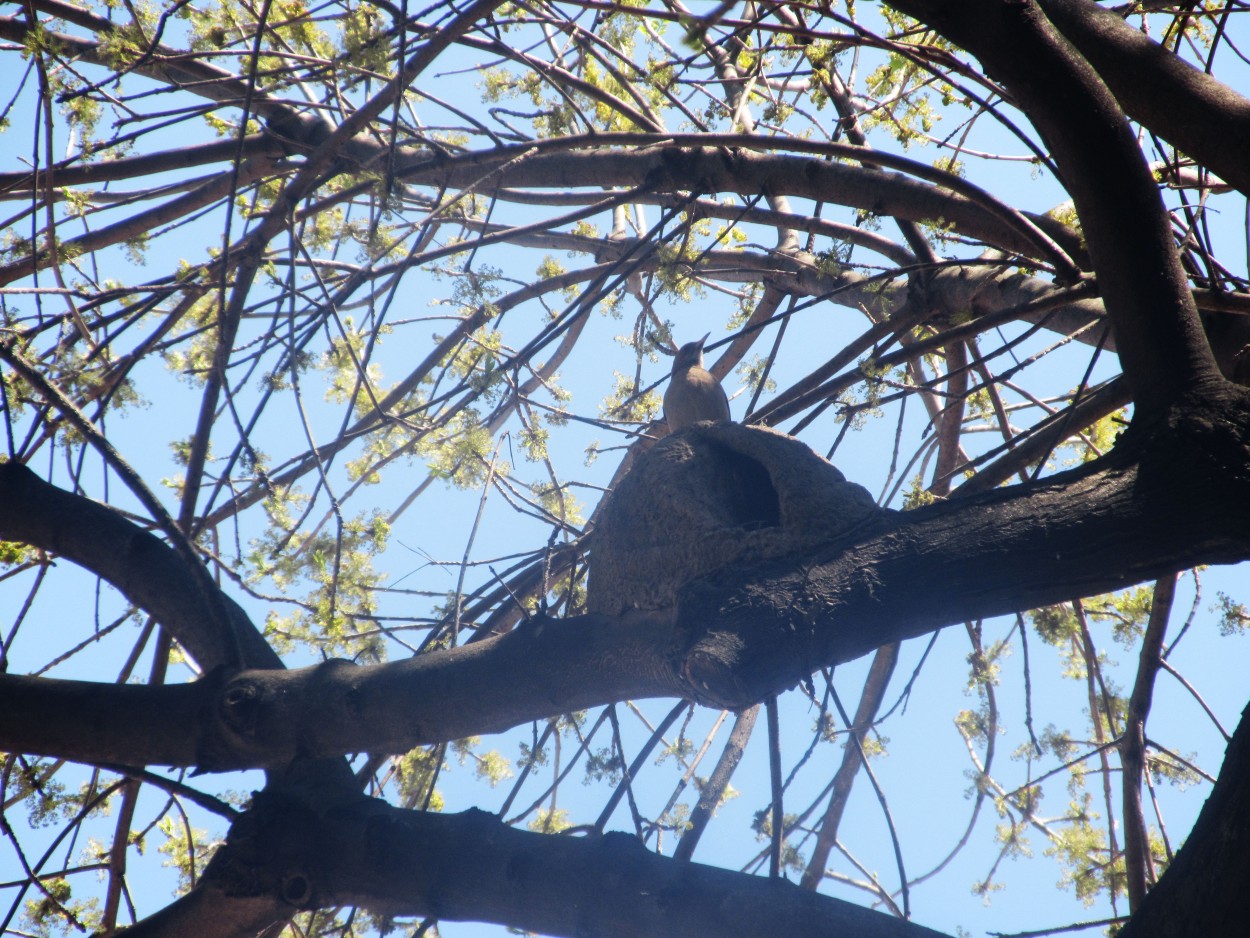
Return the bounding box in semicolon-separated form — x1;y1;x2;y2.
663;333;731;431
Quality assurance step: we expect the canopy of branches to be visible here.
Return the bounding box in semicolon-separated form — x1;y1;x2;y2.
2;2;1250;937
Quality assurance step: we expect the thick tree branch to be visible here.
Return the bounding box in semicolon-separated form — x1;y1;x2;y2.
395;138;1083;269
0;672;206;767
670;407;1250;708
106;883;288;938
1038;0;1250;197
886;0;1221;416
0;611;679;770
144;794;952;938
0;462;280;671
1118;697;1250;938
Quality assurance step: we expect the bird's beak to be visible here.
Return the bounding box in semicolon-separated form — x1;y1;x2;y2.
698;332;711;349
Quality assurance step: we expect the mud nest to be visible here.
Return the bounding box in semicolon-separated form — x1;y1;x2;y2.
588;423;880;616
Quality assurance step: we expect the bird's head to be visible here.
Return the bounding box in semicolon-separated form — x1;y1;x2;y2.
672;333;711;372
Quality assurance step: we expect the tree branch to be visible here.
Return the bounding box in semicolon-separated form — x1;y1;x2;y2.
395;138;1084;269
0;462;279;671
139;794;953;938
1121;573;1175;911
1118;694;1250;937
885;0;1220;416
1038;0;1250;197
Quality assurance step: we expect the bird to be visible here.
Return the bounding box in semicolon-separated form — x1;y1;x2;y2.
663;333;731;431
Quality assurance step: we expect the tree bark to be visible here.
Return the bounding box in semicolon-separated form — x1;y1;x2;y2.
1117;701;1250;938
1038;0;1250;197
131;793;953;938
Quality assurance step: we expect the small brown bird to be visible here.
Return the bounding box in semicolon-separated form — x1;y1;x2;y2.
663;333;731;431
